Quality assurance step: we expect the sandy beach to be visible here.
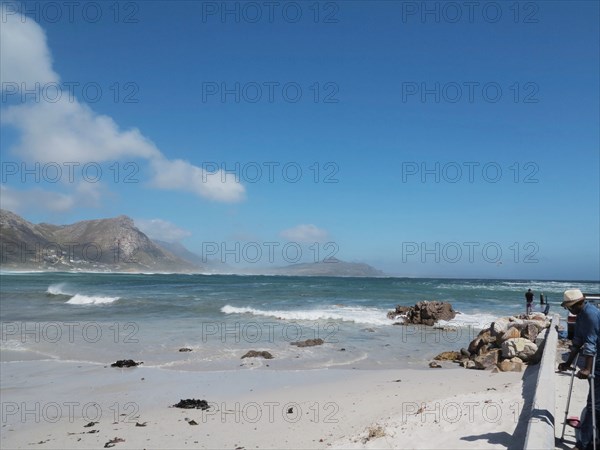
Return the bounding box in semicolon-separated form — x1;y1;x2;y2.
1;359;533;450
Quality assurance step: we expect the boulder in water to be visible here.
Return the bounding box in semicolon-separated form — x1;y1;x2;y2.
388;301;456;326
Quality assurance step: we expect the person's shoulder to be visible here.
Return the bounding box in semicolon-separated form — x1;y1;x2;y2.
583;303;600;320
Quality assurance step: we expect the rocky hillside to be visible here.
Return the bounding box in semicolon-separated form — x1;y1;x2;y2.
0;210;386;276
266;257;385;277
0;209;195;272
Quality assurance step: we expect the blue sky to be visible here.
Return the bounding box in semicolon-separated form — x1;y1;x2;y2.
1;1;598;280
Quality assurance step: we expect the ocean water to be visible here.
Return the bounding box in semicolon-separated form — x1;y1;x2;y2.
1;272;598;371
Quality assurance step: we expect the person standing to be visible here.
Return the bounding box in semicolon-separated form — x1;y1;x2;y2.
525;289;534;314
559;289;600;450
540;293;545;305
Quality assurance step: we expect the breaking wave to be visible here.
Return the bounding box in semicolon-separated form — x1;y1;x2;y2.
47;283;119;305
221;304;392;326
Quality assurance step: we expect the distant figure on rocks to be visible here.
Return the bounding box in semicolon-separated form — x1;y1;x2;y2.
525;289;534;314
558;289;600;450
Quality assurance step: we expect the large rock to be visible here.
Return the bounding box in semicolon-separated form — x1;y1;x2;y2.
389;301;456;326
513;319;548;333
387;305;411;319
528;319;551;331
522;323;540;341
478;343;498;356
468;329;496;355
473;349;500;370
491;318;510;337
460;360;476;369
498;359;524;372
529;312;547;321
501;338;538;362
479;329;496;345
434;351;461;361
500;326;521;342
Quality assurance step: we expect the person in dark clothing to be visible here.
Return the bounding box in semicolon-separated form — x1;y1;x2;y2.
540;293;545;305
559;289;600;450
525;289;534;314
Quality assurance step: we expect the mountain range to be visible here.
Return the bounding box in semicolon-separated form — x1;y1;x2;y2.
0;209;384;277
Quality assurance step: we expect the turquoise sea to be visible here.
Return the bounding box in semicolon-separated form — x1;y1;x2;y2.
1;273;598;371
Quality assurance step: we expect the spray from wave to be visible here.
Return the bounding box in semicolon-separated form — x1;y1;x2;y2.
46;283;71;296
46;284;119;305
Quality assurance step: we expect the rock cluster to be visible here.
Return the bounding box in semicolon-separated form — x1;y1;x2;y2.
433;313;551;372
388;301;456;326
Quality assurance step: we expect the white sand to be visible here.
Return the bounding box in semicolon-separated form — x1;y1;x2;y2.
0;359;534;450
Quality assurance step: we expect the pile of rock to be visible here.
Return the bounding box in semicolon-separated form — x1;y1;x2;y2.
433;313;552;372
388;301;456;326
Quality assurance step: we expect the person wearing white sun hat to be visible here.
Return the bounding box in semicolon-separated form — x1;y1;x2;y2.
559;289;600;450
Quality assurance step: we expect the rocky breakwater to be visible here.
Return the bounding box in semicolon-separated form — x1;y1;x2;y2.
434;312;552;372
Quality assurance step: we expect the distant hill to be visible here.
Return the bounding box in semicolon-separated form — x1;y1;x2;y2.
0;210;385;276
263;257;385;277
0;209;195;272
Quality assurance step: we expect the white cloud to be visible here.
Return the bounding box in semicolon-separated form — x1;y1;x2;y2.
2;99;162;163
280;224;329;243
150;158;245;203
0;3;58;87
0;7;245;203
135;218;192;243
0;183;104;213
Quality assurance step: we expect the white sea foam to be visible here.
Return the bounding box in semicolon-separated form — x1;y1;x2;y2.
66;294;119;305
221;304;392;326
